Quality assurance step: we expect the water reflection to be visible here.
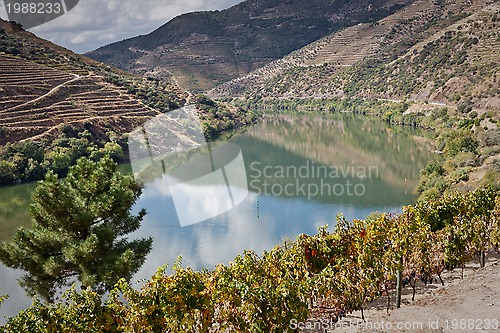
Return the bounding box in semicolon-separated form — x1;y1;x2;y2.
0;183;37;324
129;191;388;284
165;142;248;227
235;114;432;205
0;182;37;242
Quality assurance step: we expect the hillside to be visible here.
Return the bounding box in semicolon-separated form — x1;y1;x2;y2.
209;0;499;196
86;0;415;91
211;0;499;110
0;20;186;145
0;20;255;185
0;54;161;145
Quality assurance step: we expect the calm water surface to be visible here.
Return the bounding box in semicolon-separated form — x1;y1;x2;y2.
0;113;435;323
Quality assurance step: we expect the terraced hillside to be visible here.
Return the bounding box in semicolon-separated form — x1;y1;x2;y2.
210;0;499;110
0;19;256;185
209;0;442;98
0;18;191;146
0;54;160;145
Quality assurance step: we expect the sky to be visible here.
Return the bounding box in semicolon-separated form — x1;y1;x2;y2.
0;0;243;54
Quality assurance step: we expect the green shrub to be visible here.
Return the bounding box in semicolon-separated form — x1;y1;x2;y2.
0;160;18;184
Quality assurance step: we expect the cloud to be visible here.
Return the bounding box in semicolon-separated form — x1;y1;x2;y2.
0;0;243;53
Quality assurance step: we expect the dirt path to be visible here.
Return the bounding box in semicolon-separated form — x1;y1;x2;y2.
0;74;81;114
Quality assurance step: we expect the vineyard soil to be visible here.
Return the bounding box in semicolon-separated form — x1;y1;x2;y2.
307;253;500;332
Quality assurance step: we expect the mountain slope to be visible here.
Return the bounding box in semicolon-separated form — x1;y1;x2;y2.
86;0;415;91
210;0;499;110
0;20;256;185
0;19;187;145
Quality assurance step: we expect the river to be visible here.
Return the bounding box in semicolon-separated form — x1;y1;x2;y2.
0;113;435;323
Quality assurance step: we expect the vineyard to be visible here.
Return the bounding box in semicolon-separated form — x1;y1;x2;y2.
0;54;161;145
1;186;498;332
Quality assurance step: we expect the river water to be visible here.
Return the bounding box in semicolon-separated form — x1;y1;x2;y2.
0;113;434;323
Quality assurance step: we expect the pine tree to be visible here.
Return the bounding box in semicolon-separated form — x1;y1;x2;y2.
0;156;152;301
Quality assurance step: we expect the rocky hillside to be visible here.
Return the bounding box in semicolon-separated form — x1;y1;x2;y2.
86;0;415;91
211;0;499;112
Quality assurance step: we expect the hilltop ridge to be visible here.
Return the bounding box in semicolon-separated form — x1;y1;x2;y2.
87;0;415;91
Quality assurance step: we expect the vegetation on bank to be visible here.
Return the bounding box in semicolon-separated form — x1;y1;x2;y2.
0;95;256;186
0;185;498;332
194;95;257;141
0;126;127;185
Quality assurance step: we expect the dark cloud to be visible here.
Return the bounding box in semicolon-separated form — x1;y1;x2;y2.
0;0;243;53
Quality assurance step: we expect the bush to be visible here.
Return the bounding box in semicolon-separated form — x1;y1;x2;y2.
100;142;125;162
478;128;500;147
421;160;445;176
0;160;18;184
457;102;473;114
441;130;478;157
446;167;471;183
